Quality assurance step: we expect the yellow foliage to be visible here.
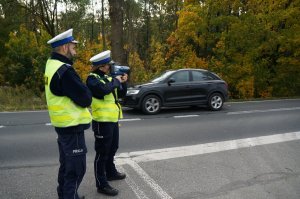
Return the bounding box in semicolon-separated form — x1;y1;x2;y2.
184;0;198;4
74;36;106;81
176;4;204;49
185;52;208;69
128;51;148;84
166;32;180;61
150;38;166;76
169;44;209;70
177;10;202;42
236;77;254;99
259;87;273;98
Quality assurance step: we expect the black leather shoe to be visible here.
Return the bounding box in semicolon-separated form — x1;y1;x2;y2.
107;172;126;181
78;195;85;199
97;185;118;196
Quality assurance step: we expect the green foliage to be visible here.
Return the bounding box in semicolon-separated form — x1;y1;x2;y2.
2;25;51;95
59;0;91;38
0;0;23;58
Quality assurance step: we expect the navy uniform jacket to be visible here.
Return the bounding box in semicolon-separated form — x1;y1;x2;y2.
86;70;127;103
49;52;92;134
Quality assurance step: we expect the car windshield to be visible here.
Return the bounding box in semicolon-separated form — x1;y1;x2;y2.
151;71;174;83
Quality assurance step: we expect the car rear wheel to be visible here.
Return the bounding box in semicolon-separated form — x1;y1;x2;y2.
208;93;224;111
141;95;161;114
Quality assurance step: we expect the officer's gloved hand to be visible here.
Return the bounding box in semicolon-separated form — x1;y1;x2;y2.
121;74;128;82
115;75;123;83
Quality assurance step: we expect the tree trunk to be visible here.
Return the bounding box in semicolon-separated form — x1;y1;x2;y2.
101;0;106;50
108;0;127;65
144;0;150;69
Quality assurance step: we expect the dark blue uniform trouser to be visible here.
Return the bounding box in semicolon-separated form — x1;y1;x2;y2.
92;121;119;188
56;131;87;199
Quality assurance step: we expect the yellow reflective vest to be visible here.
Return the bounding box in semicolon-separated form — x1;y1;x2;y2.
89;73;123;122
44;59;92;127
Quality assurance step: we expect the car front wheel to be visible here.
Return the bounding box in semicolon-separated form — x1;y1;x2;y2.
141;95;161;114
208;93;224;111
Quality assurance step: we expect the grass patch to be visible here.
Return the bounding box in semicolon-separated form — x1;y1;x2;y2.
0;86;47;111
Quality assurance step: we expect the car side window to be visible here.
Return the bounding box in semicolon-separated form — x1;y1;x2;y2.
192;71;214;81
170;71;189;83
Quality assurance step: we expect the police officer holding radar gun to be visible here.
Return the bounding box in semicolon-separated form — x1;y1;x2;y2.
44;29;92;199
86;50;128;196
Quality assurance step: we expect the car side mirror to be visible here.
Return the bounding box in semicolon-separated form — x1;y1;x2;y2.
167;78;175;85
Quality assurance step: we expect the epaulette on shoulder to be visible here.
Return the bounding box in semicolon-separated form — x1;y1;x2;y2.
56;64;72;79
65;63;72;68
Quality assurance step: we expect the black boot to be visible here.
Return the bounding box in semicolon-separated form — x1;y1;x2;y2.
97;184;118;196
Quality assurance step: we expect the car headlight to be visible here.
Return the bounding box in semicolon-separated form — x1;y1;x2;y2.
127;89;140;95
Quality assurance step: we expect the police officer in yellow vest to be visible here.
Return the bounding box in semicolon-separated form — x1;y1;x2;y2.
86;50;127;196
44;29;92;199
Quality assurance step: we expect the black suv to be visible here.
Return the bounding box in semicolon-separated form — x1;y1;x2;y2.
121;69;228;114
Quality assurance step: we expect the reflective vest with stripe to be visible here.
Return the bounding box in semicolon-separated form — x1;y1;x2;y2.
44;59;92;127
89;73;123;122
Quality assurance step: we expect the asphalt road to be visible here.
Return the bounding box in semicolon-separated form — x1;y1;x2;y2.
0;99;300;199
1;99;300;167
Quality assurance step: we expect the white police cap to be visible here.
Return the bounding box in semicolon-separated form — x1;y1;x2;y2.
90;50;111;66
47;29;79;48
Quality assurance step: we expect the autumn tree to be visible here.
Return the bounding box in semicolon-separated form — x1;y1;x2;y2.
108;0;127;64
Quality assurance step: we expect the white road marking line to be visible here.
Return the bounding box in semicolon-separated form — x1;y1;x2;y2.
227;107;300;115
120;118;141;122
116;131;300;164
228;98;300;104
126;158;173;199
0;125;4;128
45;123;52;126
0;110;48;114
174;115;199;118
118;165;150;199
